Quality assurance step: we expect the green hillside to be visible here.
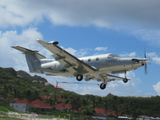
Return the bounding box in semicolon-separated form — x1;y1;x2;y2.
0;67;160;117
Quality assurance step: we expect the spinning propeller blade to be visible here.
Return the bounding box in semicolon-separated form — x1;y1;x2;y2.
144;51;148;74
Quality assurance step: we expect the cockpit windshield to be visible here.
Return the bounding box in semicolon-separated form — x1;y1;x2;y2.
107;54;120;58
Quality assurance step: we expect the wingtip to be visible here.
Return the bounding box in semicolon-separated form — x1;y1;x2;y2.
37;39;59;45
36;39;47;43
36;39;42;42
11;46;19;49
11;46;16;48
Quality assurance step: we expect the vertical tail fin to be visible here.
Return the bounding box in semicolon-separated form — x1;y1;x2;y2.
12;46;46;73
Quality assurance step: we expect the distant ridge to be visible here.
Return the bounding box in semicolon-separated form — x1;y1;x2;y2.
17;70;47;82
0;67;47;83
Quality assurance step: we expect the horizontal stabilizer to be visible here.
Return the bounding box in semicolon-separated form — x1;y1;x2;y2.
12;46;46;59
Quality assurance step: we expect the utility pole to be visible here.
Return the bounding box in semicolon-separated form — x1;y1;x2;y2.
53;78;58;110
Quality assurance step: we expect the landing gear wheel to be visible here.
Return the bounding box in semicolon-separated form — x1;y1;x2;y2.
123;78;128;83
76;75;83;81
100;83;106;90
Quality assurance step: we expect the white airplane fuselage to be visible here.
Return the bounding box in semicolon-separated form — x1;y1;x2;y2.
40;54;146;78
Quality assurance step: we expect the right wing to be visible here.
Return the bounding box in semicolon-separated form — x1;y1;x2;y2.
37;40;96;76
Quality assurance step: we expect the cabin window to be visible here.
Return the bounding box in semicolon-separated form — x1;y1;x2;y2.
96;57;99;61
88;59;91;62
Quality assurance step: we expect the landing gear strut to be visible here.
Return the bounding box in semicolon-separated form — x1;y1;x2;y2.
76;74;83;81
123;71;129;83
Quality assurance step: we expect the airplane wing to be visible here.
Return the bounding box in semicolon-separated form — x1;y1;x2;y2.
12;46;46;59
37;40;96;76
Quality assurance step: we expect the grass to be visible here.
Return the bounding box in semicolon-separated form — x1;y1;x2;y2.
51;111;91;119
0;106;17;112
0;116;23;120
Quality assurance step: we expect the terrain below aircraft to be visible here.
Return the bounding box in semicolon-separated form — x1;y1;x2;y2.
12;40;150;90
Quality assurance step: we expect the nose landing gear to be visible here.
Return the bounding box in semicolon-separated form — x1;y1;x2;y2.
123;78;128;83
123;71;129;83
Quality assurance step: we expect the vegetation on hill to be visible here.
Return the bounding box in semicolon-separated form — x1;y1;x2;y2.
0;67;160;118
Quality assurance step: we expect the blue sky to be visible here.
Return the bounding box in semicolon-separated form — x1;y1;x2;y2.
1;0;160;97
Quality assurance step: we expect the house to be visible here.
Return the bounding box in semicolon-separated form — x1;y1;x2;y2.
31;99;52;112
94;108;116;116
10;99;52;113
56;103;72;111
54;86;63;89
45;83;51;85
10;99;32;113
95;108;107;116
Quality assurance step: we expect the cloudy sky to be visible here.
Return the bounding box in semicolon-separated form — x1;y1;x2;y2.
1;0;160;97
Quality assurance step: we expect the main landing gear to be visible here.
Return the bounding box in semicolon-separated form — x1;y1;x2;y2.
123;78;128;83
123;71;129;83
76;74;83;81
99;72;129;90
100;83;107;90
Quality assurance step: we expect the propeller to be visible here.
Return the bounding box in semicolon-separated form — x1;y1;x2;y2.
144;51;148;74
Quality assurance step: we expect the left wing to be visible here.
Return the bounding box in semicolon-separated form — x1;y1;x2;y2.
37;40;96;76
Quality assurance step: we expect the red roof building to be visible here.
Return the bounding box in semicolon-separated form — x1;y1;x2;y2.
45;83;51;85
56;103;72;110
94;108;116;116
54;86;63;89
10;99;52;113
31;99;52;109
95;108;107;116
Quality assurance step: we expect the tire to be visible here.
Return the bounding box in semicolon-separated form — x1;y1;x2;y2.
123;78;128;83
76;75;83;81
100;83;106;90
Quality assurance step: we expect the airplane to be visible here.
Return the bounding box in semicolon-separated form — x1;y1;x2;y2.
12;40;150;90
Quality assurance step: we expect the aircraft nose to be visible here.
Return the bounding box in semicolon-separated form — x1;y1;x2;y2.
144;58;150;63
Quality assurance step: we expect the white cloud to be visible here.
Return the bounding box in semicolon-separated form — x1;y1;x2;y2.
0;28;48;71
153;81;160;95
64;47;77;55
1;0;160;29
1;0;160;47
95;47;108;52
120;52;136;57
131;30;160;46
147;52;160;65
61;47;89;57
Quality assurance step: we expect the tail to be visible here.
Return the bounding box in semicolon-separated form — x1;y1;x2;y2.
12;46;46;73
